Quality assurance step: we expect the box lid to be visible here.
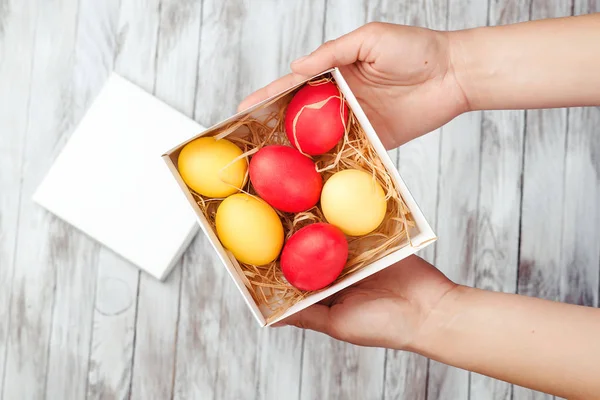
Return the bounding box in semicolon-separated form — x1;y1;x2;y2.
33;73;203;280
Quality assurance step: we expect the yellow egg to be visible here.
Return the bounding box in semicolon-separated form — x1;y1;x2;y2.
321;169;387;236
178;136;247;198
215;193;284;265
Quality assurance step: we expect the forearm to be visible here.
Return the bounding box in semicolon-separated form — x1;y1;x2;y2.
449;13;600;111
411;286;600;399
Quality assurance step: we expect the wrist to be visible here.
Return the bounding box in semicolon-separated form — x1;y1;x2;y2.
446;28;487;113
405;284;470;355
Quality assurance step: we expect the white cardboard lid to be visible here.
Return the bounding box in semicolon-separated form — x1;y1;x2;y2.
33;73;203;280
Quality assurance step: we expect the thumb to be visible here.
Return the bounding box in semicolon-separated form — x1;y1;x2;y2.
291;22;381;76
273;304;333;334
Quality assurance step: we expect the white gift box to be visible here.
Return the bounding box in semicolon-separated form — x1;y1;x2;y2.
33;73;204;280
163;68;437;327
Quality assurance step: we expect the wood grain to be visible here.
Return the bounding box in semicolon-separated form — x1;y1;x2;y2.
172;235;225;400
1;1;599;399
518;108;568;302
44;1;123;399
1;0;82;399
561;0;600;310
129;1;202;399
560;106;600;307
301;337;385;400
86;1;158;399
323;0;366;42
0;0;38;395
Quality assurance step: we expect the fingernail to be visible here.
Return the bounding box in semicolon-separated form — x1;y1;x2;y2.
291;55;308;65
271;322;287;328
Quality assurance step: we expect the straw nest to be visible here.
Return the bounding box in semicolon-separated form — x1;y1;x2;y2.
189;75;414;322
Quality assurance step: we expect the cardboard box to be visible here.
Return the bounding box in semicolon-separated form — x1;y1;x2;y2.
163;68;436;326
33;73;202;280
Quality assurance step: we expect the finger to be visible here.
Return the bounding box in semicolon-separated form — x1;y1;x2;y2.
290;23;377;76
275;304;332;334
237;73;308;112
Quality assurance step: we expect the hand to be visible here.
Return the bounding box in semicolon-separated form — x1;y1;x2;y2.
274;255;457;351
238;22;469;149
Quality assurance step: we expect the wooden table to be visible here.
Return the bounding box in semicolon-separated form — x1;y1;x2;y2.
1;1;598;399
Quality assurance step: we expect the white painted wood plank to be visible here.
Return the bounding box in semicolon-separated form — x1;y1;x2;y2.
44;222;100;400
301;337;386;400
560;106;600;306
574;0;600;15
0;0;38;395
193;0;245;128
2;0;81;399
130;272;182;400
233;1;326;399
560;0;600;310
70;0;121;123
256;324;304;400
87;252;139;399
516;106;568;295
154;0;203;116
384;349;428;400
44;2;122;399
129;1;201;399
398;131;441;267
323;0;366;41
172;236;224;400
86;1;160;398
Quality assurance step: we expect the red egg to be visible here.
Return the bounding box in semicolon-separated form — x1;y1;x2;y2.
249;145;322;213
284;81;349;155
280;223;348;291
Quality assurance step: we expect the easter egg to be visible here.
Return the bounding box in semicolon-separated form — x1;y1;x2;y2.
178;136;247;198
284;81;349;155
249;145;322;213
321;169;387;236
215;193;284;265
280;223;348;291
